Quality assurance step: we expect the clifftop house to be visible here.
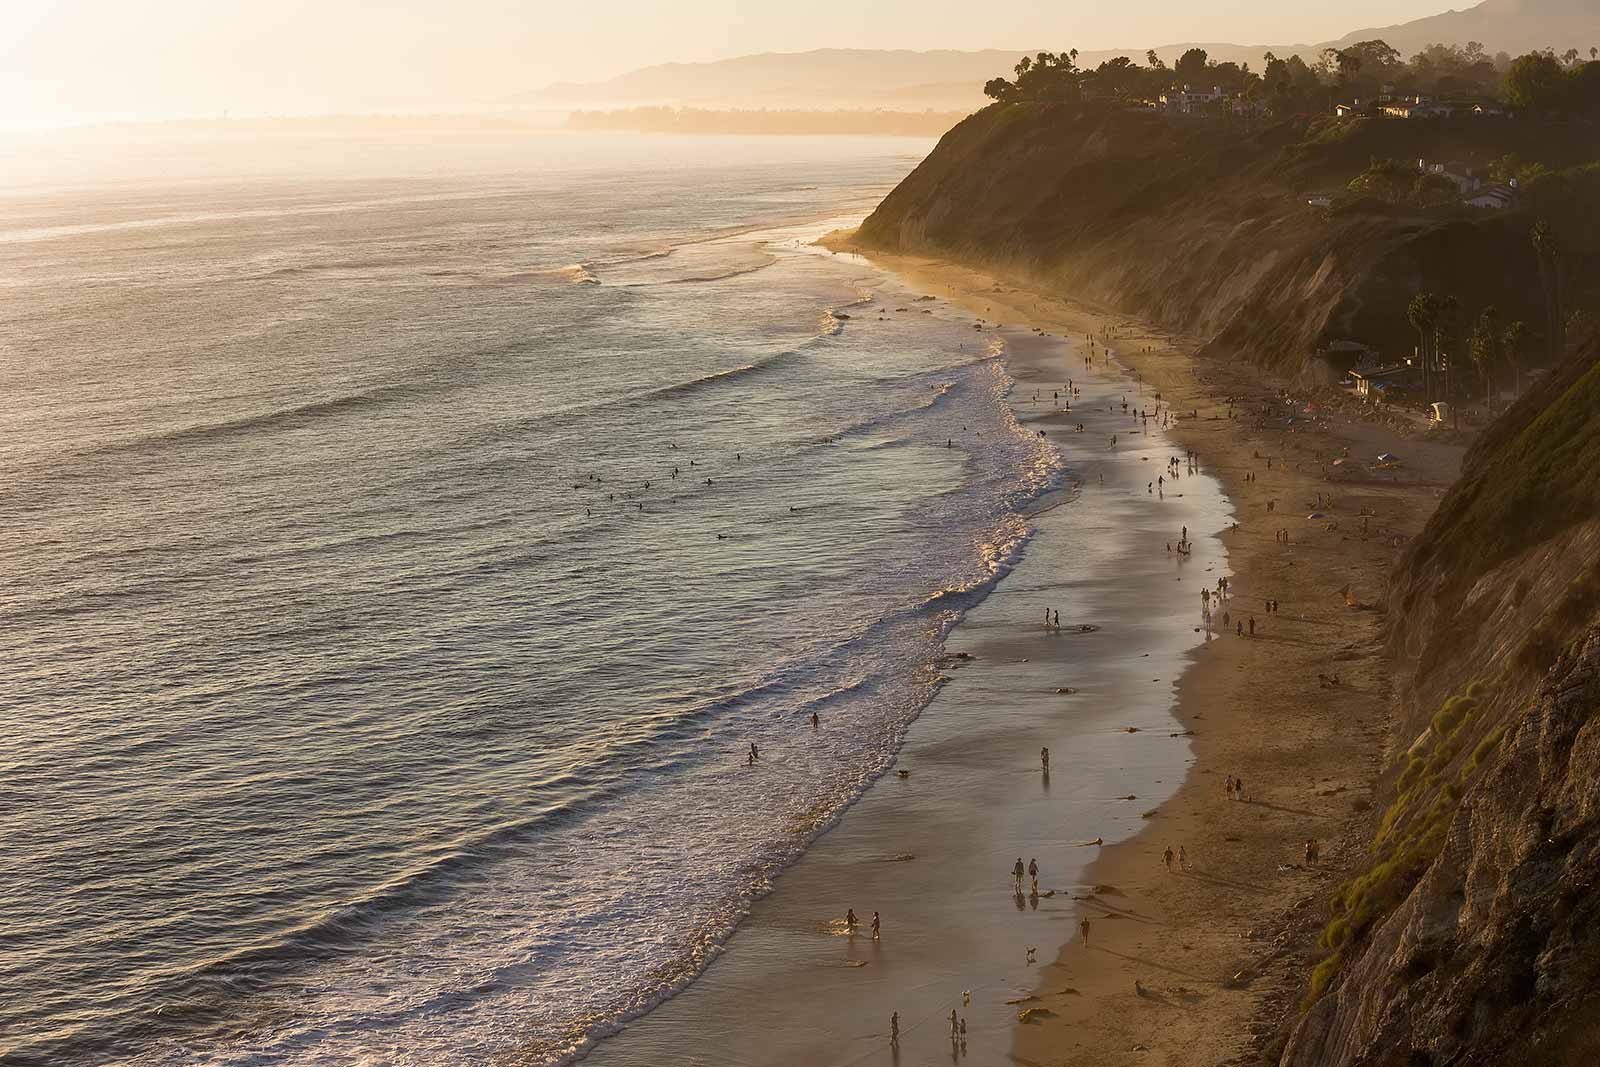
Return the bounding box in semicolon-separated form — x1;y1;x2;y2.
1419;159;1483;194
1158;85;1223;115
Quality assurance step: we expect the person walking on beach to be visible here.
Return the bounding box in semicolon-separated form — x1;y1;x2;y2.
811;711;819;729
846;908;858;931
871;911;881;940
1224;774;1234;799
1234;778;1245;802
1053;609;1060;629
1028;857;1039;892
1079;916;1091;945
1248;616;1256;636
950;1009;959;1039
1041;747;1050;771
749;743;760;762
890;1012;899;1046
1162;845;1174;871
1013;858;1026;887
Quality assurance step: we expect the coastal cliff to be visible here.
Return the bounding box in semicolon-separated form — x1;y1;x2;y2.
1276;343;1600;1066
857;101;1596;377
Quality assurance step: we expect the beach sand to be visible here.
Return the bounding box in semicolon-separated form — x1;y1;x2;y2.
816;236;1465;1067
582;231;1462;1067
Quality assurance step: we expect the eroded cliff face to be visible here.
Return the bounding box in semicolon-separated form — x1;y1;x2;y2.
1277;347;1600;1066
858;103;1550;378
1283;628;1600;1067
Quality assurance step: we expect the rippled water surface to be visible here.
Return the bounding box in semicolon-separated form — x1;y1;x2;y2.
0;131;1061;1065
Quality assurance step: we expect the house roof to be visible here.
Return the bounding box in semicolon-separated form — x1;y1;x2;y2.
1350;365;1419;380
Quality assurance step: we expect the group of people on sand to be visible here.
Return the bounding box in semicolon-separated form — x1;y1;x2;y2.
889;997;970;1053
1012;856;1044;895
1223;774;1250;802
1161;843;1192;871
844;907;881;940
1043;609;1094;634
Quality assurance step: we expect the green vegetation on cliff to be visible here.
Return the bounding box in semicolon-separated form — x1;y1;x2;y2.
1402;344;1600;599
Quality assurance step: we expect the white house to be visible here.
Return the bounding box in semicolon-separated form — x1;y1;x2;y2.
1382;95;1453;119
1159;85;1224;115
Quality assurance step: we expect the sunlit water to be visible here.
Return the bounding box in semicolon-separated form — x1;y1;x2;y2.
0;131;1062;1065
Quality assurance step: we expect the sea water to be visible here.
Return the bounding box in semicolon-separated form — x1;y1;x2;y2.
0;130;1062;1065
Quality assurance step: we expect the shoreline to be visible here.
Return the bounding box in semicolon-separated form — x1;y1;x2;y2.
582;227;1232;1066
818;232;1463;1066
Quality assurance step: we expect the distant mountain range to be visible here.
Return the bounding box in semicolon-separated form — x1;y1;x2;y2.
514;0;1600;111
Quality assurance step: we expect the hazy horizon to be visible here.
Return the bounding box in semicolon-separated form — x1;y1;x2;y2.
6;0;1460;131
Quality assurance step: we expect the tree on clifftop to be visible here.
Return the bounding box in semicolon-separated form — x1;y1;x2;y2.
1506;52;1569;111
984;50;1084;103
1175;48;1209;86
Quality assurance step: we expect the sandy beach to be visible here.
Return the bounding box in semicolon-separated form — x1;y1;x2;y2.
580;229;1462;1067
817;237;1465;1067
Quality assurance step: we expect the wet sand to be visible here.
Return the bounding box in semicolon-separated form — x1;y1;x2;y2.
580;243;1233;1065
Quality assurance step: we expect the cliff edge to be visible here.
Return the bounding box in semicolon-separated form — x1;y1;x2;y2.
858;102;1594;378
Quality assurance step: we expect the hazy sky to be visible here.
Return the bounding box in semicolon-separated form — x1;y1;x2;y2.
5;0;1456;129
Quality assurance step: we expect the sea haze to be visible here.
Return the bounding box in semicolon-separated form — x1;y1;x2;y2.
0;131;1062;1065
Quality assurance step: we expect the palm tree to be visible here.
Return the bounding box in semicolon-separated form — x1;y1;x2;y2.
1531;221;1565;362
1470;306;1501;404
1502;320;1527;398
1407;293;1435;402
1435;295;1461;422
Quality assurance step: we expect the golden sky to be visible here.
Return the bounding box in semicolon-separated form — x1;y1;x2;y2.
5;0;1457;129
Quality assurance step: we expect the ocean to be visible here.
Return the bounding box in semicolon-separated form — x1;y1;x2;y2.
0;131;1064;1065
